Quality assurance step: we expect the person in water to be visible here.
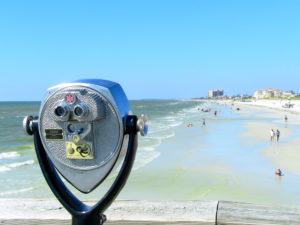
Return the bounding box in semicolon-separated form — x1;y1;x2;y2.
202;119;206;127
285;115;288;122
214;111;217;116
187;123;193;128
275;169;282;176
276;129;280;142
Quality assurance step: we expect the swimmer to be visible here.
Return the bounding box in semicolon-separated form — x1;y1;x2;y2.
275;169;282;176
202;119;206;127
187;123;193;128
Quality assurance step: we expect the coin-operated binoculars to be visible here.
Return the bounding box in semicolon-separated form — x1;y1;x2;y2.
23;79;148;225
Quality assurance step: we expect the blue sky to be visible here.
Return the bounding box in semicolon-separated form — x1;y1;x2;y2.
0;1;299;100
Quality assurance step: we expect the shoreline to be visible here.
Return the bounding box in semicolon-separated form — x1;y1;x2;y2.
210;99;300;115
238;99;300;114
213;99;300;176
1;100;300;206
112;100;300;205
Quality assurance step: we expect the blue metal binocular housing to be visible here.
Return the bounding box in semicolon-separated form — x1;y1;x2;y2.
23;79;148;225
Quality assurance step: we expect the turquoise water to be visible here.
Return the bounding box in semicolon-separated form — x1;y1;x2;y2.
1;100;300;206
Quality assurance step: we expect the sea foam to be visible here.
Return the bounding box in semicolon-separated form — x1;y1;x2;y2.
0;160;34;173
0;187;34;196
133;151;161;171
0;152;20;160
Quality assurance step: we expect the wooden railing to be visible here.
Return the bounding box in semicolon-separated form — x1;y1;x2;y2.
1;199;300;224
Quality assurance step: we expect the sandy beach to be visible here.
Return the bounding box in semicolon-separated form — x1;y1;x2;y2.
239;100;300;114
221;99;300;177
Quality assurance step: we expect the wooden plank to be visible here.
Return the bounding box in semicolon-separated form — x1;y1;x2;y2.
106;200;217;223
5;199;300;224
217;201;300;225
0;199;218;224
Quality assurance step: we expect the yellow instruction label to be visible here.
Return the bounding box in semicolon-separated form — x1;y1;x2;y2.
66;142;93;159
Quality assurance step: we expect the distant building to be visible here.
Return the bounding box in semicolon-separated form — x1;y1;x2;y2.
282;90;295;97
253;88;295;99
242;94;252;99
208;89;224;98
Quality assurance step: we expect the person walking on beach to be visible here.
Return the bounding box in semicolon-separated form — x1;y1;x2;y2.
276;129;280;142
285;115;288;122
202;119;206;127
270;129;275;142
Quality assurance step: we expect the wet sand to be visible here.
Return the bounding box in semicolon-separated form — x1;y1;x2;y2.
240;122;292;146
263;137;300;176
233;101;300;176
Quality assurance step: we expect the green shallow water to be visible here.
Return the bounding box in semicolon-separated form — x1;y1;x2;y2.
1;100;300;206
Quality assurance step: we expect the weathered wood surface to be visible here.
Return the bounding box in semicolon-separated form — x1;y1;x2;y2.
217;201;300;225
0;220;204;225
2;199;300;224
0;199;217;224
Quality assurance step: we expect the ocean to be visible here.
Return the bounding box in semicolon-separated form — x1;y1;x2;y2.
1;100;300;206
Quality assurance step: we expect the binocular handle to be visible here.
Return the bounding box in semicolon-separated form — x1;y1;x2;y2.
32;115;138;225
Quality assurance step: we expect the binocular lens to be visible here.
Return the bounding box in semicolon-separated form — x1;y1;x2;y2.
74;106;84;116
55;106;66;117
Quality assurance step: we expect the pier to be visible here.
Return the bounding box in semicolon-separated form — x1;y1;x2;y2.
1;199;300;224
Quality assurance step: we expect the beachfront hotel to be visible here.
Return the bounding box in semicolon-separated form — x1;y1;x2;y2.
253;88;295;99
208;89;224;98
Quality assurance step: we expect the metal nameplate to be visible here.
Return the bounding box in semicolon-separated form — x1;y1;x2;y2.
45;129;64;140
